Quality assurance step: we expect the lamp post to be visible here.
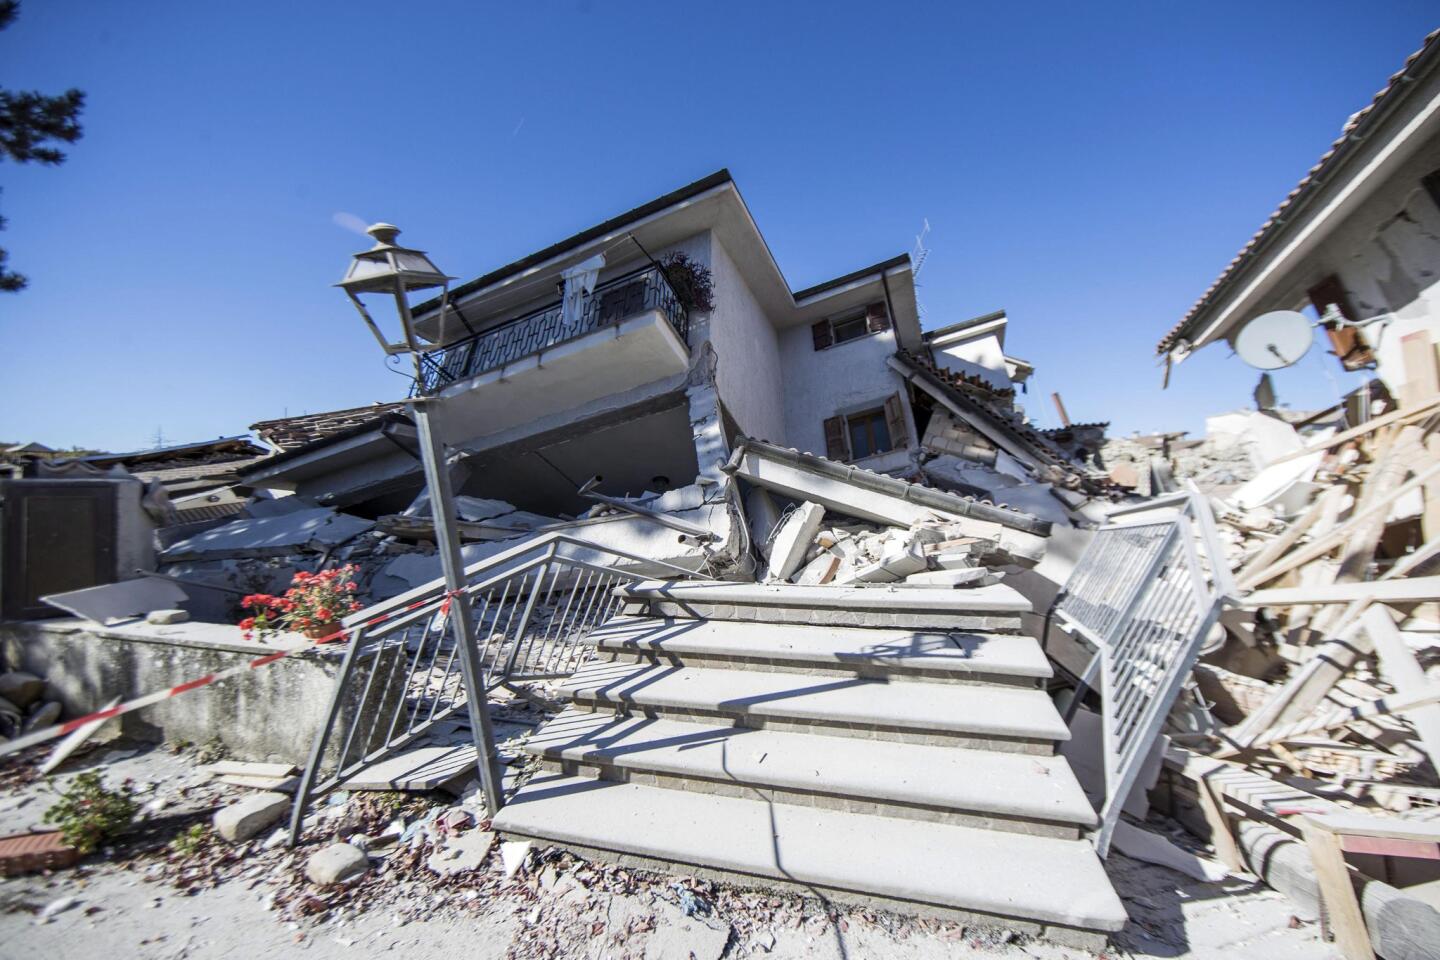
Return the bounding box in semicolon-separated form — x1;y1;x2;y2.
338;223;505;817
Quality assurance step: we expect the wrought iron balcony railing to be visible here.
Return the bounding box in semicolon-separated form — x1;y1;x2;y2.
413;263;690;395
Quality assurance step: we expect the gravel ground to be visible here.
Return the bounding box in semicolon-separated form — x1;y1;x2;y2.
0;738;1339;960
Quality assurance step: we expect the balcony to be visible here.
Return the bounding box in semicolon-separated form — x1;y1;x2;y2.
415;264;691;396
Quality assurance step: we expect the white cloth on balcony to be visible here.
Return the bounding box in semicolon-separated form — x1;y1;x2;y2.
560;253;606;328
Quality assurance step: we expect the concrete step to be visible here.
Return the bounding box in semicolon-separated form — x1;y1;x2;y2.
561;661;1068;754
616;580;1028;632
526;708;1097;837
492;773;1126;944
587;616;1051;688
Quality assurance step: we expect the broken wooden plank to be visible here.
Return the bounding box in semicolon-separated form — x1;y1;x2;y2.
1302;818;1376;960
1266;395;1440;467
1363;605;1440;773
1240;455;1440;588
202;761;298;779
1253;685;1440;747
1239;576;1440;608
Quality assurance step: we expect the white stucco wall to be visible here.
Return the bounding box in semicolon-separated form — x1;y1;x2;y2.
778;321;917;471
1254;132;1440;396
704;235;787;443
934;332;1011;390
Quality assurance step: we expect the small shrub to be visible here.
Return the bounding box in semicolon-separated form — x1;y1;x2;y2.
43;771;137;854
194;735;227;765
660;252;714;312
170;823;209;857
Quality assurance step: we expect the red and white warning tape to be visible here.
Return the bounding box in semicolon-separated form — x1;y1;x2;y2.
0;590;462;761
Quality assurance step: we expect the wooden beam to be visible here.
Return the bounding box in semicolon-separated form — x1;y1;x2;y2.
1241;449;1440;588
1363;605;1440;773
1302;818;1376;960
1267;395;1440;466
1240;575;1440;608
1225;538;1440;749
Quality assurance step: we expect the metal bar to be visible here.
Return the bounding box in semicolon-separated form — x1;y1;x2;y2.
502;545;558;679
412;398;505;818
287;624;367;846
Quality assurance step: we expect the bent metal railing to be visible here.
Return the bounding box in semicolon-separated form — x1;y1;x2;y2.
1053;487;1234;857
287;531;703;844
414;263;690;395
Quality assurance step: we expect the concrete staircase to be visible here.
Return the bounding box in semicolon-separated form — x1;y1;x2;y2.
491;580;1127;946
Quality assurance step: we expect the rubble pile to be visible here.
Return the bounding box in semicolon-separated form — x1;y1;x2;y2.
0;671;62;743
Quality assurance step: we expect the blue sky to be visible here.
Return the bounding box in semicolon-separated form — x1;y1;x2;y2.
0;2;1434;451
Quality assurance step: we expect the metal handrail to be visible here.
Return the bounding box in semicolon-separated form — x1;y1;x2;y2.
286;531;705;844
412;263;691;395
1054;489;1233;857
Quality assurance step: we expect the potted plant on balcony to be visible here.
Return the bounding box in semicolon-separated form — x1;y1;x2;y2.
240;565;363;641
660;252;714;312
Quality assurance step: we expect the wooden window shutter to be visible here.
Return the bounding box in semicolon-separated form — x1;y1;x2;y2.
823;416;849;460
811;319;833;351
866;301;891;333
1307;275;1374;372
883;394;908;449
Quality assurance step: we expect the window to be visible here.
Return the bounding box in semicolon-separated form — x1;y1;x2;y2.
810;301;891;350
823;394;909;462
847;409;891;459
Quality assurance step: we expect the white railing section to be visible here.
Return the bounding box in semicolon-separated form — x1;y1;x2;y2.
1054;487;1234;856
287;531;705;844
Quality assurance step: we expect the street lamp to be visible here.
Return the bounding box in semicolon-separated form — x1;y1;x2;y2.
339;222;504;817
337;222;456;381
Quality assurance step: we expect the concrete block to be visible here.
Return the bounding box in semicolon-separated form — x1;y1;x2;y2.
794;552;840;586
765;502;825;581
305;842;370;884
145;608;190;625
0;672;45;709
214;791;290;842
902;568;992;588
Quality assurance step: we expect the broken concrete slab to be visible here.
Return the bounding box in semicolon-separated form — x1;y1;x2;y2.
902;568;993;588
1111;820;1231;882
427;828;495;876
764;502;825;582
41;576;188;625
725;437;1051;536
160;507;374;562
214;791;290;842
339;744;479;792
793;552;840;586
836;535;928;584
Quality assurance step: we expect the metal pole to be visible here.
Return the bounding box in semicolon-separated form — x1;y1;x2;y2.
410;396;505;817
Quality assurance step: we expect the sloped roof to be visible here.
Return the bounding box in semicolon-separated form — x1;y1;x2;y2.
1159;28;1440;355
251;403;408;451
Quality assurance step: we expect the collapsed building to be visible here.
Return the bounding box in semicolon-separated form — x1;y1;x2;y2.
3;92;1437;950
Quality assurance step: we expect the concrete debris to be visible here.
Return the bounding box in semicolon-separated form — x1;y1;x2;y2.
0;672;45;710
41;576;189;624
145;607;190;625
764;501;825;581
427;828;495;876
1111;820;1232;883
305;842;370;885
500;839;532;879
160;506;375;562
214;791;290;842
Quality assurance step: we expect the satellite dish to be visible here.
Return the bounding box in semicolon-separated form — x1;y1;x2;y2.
1235;310;1314;370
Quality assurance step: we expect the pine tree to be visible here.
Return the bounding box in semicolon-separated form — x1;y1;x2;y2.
0;0;85;292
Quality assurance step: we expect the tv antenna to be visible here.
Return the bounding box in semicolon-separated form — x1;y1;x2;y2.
911;219;931;319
